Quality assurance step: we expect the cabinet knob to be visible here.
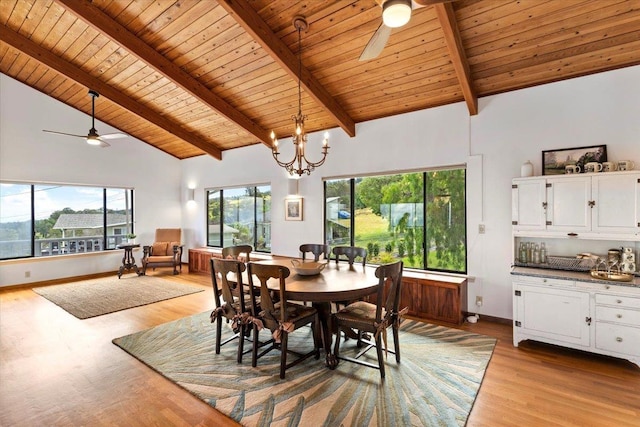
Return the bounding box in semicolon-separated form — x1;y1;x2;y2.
543;279;547;283
605;285;610;290
617;314;622;319
616;337;623;342
616;299;622;304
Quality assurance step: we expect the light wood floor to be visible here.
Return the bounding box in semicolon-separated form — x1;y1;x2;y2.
1;271;639;426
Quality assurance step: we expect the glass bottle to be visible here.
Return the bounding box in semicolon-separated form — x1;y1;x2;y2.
519;242;527;263
533;244;541;264
540;242;547;264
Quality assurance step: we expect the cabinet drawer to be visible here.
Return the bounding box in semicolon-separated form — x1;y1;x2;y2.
514;275;575;288
595;323;640;356
596;294;640;309
596;306;640;325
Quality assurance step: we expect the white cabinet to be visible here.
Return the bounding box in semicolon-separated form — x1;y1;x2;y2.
592;173;640;234
513;274;640;367
512;171;640;238
511;179;546;230
513;276;591;348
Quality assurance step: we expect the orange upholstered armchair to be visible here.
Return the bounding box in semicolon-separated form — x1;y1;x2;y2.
141;228;183;275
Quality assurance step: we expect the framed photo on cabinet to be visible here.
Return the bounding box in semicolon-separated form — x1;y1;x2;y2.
285;198;303;221
542;144;607;175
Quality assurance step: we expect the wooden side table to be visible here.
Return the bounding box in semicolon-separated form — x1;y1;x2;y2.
116;244;141;278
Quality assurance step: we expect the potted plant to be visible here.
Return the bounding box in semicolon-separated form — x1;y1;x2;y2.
126;233;137;244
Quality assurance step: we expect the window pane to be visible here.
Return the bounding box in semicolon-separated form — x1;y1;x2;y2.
325;179;351;246
0;183;32;259
207;190;221;246
223;187;254;247
34;185;106;255
426;169;466;273
354;173;424;268
106;188;133;249
255;185;271;251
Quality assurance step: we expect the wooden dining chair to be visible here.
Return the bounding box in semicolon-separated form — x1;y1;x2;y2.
332;260;405;379
222;245;253;262
247;262;321;379
210;258;254;363
332;246;367;267
299;243;330;262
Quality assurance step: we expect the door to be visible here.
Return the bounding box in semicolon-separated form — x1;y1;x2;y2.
513;283;591;346
512;178;547;231
591;172;640;234
546;176;591;232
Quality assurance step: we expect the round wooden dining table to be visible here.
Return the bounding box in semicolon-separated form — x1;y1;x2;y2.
252;258;380;369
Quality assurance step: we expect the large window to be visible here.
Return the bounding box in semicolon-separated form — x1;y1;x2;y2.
207;185;271;252
0;182;134;260
324;168;466;273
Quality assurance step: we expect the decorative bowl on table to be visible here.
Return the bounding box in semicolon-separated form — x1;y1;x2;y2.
290;259;327;276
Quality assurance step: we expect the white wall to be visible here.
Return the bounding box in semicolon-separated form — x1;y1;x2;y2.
0;74;182;286
2;65;639;320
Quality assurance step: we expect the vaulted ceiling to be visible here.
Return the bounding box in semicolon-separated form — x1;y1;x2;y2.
1;0;639;160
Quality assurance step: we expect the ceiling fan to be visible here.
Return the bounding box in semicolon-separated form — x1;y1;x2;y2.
43;90;127;148
359;0;455;61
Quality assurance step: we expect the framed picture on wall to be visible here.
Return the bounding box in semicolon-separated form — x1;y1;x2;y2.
285;198;303;221
542;144;607;175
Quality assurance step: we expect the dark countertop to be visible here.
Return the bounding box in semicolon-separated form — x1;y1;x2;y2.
511;266;640;288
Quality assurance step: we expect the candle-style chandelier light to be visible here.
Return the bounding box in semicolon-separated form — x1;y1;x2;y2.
271;16;329;176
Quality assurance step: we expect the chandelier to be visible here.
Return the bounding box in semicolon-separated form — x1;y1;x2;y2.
271;16;329;176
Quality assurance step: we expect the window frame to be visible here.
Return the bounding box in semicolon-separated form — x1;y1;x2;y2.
205;183;271;253
0;181;134;261
323;166;467;274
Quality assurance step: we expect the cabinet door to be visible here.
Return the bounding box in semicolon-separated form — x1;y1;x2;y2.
591;172;640;234
513;283;590;346
546;176;591;232
512;178;547;230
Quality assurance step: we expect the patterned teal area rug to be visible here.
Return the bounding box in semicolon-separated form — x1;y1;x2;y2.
113;312;496;426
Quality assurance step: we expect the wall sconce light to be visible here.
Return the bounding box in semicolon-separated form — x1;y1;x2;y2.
187;188;195;204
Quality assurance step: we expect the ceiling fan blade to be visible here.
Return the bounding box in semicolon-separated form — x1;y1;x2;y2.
43;130;85;138
359;23;393;61
99;132;128;140
96;139;110;148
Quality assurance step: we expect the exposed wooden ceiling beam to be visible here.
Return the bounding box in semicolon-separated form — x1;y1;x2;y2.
54;0;272;149
434;2;478;115
0;25;222;160
219;0;356;138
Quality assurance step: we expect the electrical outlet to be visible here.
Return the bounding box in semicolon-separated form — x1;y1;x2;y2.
476;296;483;307
25;271;30;278
478;224;486;234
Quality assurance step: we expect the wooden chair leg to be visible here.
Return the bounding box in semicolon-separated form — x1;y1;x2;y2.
375;334;385;379
215;315;222;354
237;324;245;364
252;325;259;367
333;325;342;359
393;324;401;363
280;332;288;379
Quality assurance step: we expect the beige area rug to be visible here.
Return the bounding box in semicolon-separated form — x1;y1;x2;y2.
114;311;496;426
33;276;204;319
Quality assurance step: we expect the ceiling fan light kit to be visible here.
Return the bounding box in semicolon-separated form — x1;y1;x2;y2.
43;89;127;148
382;0;412;28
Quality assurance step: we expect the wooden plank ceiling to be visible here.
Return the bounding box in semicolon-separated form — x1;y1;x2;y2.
1;0;639;160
